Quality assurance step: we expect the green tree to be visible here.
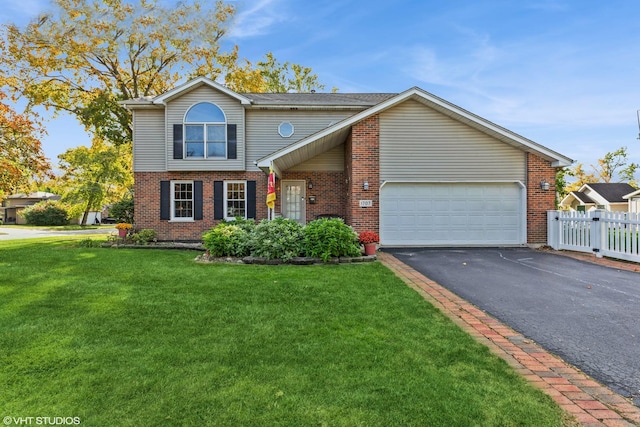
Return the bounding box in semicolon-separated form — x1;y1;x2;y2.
592;147;638;184
56;139;132;225
254;52;330;93
563;147;638;194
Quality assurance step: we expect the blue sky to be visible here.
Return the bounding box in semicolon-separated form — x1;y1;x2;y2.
3;0;640;176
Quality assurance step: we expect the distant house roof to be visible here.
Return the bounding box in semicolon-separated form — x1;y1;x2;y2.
623;189;640;200
7;192;60;200
570;191;596;204
582;183;637;203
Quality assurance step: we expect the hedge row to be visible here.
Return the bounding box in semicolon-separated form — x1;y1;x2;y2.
202;217;363;262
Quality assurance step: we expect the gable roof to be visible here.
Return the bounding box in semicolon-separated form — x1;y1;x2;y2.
257;86;573;173
581;183;637;203
571;191;596;204
623;189;640;200
121;76;253;108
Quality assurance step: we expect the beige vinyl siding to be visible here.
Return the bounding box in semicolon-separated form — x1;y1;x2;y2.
245;110;354;171
133;109;166;172
288;145;344;172
166;85;245;171
379;100;525;182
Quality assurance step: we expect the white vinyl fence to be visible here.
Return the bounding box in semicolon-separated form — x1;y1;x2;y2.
547;210;640;263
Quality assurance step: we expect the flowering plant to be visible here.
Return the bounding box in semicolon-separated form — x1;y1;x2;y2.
358;231;380;244
115;222;133;230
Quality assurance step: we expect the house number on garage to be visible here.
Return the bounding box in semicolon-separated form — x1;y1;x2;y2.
359;200;373;208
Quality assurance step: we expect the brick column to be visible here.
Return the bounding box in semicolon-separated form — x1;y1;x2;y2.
348;115;380;235
527;153;557;244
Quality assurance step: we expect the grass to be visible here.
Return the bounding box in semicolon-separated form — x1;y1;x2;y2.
0;238;569;426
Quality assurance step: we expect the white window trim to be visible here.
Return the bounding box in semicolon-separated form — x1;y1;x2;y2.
184;102;227;159
170;180;195;222
278;121;294;138
224;180;247;221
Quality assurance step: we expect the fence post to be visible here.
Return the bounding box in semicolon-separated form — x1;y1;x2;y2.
591;210;603;258
547;210;559;249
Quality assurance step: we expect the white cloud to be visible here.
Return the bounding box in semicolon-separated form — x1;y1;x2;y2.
227;0;287;39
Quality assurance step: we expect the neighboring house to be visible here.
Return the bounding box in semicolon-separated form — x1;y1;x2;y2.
560;183;637;213
0;192;61;224
122;77;573;246
623;189;640;213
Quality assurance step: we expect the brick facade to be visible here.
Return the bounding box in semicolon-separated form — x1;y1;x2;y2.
346;115;380;236
526;153;558;244
134;171;267;241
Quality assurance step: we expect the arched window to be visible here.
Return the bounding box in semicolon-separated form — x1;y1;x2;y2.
184;102;226;158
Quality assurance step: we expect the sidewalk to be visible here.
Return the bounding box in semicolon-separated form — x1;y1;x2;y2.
379;252;640;427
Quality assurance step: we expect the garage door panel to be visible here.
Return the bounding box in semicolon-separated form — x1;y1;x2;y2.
380;183;524;246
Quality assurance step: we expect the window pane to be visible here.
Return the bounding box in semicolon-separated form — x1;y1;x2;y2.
185;142;204;158
207;125;225;142
207;142;225;158
185;103;225;123
185;125;204;141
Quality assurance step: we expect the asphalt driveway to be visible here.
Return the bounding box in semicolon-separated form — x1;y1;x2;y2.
385;247;640;407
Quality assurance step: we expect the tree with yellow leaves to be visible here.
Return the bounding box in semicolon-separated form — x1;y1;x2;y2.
1;0;326;148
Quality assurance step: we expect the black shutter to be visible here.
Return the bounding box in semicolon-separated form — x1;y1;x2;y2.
173;124;183;159
246;181;256;219
213;181;224;220
194;181;203;220
160;181;170;220
227;124;237;159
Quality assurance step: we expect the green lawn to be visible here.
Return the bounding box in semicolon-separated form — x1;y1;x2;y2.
0;238;570;426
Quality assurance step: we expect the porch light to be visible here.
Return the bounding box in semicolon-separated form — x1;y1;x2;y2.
540;180;550;191
308;181;313;189
363;180;369;191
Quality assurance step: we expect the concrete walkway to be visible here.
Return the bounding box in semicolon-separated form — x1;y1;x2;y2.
379;252;640;427
0;226;115;240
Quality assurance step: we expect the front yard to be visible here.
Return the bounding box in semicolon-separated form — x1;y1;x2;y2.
0;238;569;426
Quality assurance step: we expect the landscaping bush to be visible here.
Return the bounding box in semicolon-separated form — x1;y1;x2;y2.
249;217;304;261
110;195;134;223
131;229;158;245
202;222;252;257
22;201;69;225
303;218;361;262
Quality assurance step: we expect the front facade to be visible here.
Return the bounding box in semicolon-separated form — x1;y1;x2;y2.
124;77;572;245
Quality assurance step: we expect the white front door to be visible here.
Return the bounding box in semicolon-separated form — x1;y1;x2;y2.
282;180;306;224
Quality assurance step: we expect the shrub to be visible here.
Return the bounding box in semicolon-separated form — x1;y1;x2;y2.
202;222;252;257
303;218;361;262
110;196;134;223
22;201;69;225
249;217;304;261
131;229;158;245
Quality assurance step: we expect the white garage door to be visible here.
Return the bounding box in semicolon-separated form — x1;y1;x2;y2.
380;182;524;246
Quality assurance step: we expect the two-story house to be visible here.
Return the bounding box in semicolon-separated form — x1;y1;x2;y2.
122;77;572;246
